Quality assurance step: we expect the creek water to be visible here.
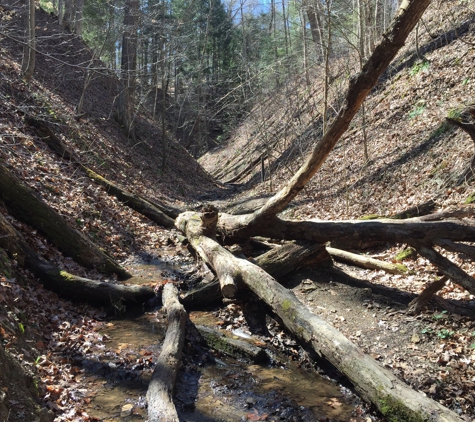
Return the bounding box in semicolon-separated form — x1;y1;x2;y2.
82;261;364;421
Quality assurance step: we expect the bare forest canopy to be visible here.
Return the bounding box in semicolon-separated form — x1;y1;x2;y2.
2;0;475;421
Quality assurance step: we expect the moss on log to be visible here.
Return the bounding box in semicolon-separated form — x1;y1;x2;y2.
394;246;417;261
196;325;268;363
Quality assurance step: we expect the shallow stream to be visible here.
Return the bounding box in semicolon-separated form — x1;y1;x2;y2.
82;260;364;421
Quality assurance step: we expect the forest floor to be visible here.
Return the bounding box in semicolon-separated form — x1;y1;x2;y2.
1;0;475;421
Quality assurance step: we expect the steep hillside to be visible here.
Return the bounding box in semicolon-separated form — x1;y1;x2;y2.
2;1;475;421
0;4;229;261
200;0;475;221
0;5;227;422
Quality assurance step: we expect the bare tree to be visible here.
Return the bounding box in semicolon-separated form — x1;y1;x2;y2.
21;0;35;82
116;0;139;141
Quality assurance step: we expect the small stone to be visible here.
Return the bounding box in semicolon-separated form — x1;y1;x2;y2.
411;333;421;344
121;404;134;417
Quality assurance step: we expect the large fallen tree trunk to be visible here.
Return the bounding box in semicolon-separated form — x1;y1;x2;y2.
146;283;186;422
182;240;331;308
218;213;475;244
0;163;130;279
177;210;462;421
178;209;240;298
0;213;155;307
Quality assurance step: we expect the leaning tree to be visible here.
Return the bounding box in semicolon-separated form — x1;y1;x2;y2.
173;1;473;420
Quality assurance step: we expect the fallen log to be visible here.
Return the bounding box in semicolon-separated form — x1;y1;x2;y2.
446;112;475;185
83;167;175;228
417;205;475;221
390;199;437;219
434;238;475;260
181;240;331;308
25;117;178;226
25;117;80;162
414;244;475;296
256;240;332;274
0;164;130;279
196;325;268;363
223;154;264;184
178;210;463;422
0;212;155;307
177;210;239;298
326;247;408;274
146;283;186;422
224;195;272;216
217;213;475;245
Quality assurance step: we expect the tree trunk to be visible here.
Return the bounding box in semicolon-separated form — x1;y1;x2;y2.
407;276;448;315
116;0;139;140
218;214;475;245
177;211;239;298
326;247;408;274
218;0;431;237
21;0;35;82
0;213;155;307
83;168;175;228
25;117;180;224
0;163;130;279
196;325;268;363
177;211;463;422
146;284;186;422
414;244;475;296
182;240;331;308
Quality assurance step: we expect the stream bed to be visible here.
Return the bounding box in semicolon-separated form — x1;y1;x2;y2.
80;259;368;421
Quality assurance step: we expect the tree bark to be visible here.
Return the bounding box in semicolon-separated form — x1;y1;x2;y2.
434;238;475;260
0;213;155;307
0;163;130;279
177;210;239;298
116;0;139;141
21;0;35;82
177;212;463;422
407;276;448;315
414;244;475;296
182;240;331;308
146;283;186;422
218;214;475;245
83;168;175;228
